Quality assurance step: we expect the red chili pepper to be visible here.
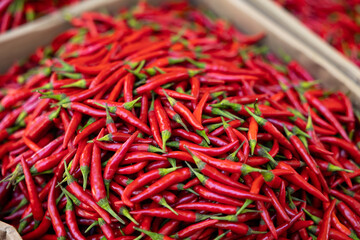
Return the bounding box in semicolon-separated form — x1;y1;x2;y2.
186;162;269;202
103;131;139;191
283;126;320;175
248;117;258;155
320;136;360;163
20;156;44;227
276;162;328;202
167;139;238;156
187;148;249;190
131;208;208;223
176;202;240;215
122;167;179;207
21;212;52;240
90;129;125;224
130;168;192;204
318;199;337;240
48;178;67;240
153;98;172;152
245;107;296;154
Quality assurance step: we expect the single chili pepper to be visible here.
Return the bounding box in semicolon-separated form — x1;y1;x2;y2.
131;208;209;223
21;212;52;240
188;149;265;174
130;168;192;204
115;162;148;175
94;141;163;154
61;102;108;118
186;162;269;202
172;128;205;145
108;104;152;135
175;202;243;216
103;130;139;193
155;87;196;101
29;149;72;175
122;167;179;207
97;131;153;144
172;219;218;239
153;98;172;151
139;93;149;123
135;70;201;95
244;107;296;153
276;162;328;202
192;185;244;206
248;117;258;155
188;148;249;190
318;199;336;240
20;156;44;227
167;140;238;157
283;126;320;175
48;178;67;240
79;142;93;190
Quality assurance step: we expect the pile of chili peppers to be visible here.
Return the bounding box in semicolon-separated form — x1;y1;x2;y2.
0;0;81;34
273;0;360;67
1;1;360;240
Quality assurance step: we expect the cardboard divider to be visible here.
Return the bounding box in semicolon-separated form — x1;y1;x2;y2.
247;0;360;85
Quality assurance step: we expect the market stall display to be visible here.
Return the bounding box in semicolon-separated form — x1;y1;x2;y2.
0;1;360;239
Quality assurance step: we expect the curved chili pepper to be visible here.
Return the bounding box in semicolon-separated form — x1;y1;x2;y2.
73;118;106;145
21;156;44;227
103;130;139;192
47;178;67;240
276;162;328;202
22;212;51;240
154;98;172;151
122;167;179;207
129;168;192;204
187;148;249;190
135;70;201;95
164;91;204;132
173;219;218;239
318;199;336;240
283;126;320;175
186;162;269;202
175;202;240;215
245;107;296;154
167;140;238;157
131;208;208;223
